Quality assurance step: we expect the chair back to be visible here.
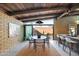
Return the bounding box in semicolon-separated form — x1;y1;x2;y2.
45;34;50;41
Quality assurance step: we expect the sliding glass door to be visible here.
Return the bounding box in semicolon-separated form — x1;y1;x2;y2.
33;24;54;40
25;25;33;40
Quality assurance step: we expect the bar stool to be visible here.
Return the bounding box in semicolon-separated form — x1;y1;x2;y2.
56;34;61;46
60;36;66;51
65;37;77;56
76;43;79;55
57;35;63;46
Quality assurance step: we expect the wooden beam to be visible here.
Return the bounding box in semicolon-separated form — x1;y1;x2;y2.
65;11;79;16
7;6;67;16
24;24;53;26
22;16;56;22
57;4;79;19
16;13;62;20
57;10;79;19
58;9;79;18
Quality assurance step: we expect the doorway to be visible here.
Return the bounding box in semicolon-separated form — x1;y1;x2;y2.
24;24;54;40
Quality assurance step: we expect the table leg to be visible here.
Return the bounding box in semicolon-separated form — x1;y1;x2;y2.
69;48;71;56
76;44;79;55
43;39;45;50
69;43;72;56
34;39;36;50
48;41;50;48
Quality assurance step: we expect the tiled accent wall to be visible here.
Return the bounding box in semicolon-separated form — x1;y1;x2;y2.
0;11;23;53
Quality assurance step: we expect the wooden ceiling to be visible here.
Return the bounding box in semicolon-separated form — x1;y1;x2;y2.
0;3;79;22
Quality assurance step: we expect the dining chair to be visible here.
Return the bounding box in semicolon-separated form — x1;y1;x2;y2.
29;36;34;48
45;34;50;48
34;39;45;51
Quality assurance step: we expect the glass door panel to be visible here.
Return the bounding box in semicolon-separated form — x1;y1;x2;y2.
25;25;33;40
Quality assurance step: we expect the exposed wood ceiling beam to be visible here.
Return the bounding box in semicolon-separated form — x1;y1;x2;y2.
7;6;67;16
16;13;61;20
57;4;79;19
64;11;79;17
57;4;73;19
57;10;79;19
68;14;79;16
23;17;56;22
22;15;56;22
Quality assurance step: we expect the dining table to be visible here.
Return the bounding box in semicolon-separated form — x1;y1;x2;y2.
31;35;47;49
32;35;46;40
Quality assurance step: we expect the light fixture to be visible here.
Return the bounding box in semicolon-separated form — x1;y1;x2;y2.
36;20;43;24
77;20;79;24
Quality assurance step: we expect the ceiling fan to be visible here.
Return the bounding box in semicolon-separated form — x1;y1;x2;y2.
36;20;43;24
